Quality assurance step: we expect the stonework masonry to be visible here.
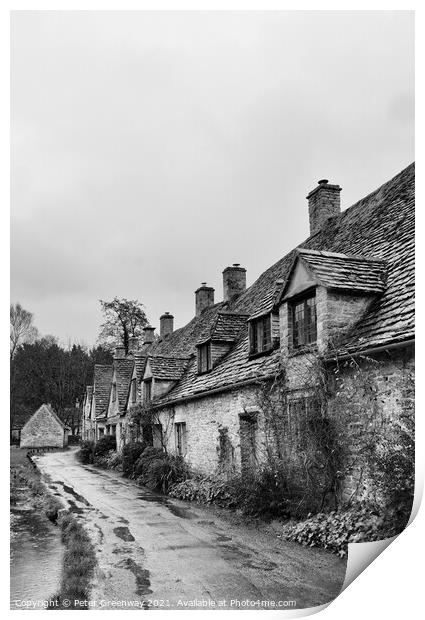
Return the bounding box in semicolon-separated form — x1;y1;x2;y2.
21;405;69;449
307;180;341;236
157;385;262;475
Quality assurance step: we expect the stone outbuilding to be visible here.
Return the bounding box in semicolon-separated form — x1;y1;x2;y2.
20;404;71;449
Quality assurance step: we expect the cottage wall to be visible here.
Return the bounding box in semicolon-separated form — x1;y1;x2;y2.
157;385;267;475
328;344;414;501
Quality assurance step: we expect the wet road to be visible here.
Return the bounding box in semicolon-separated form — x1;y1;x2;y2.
35;450;346;611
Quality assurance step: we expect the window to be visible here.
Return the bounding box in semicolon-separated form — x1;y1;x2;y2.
198;342;212;373
175;422;187;456
143;379;152;405
112;383;117;402
291;294;317;349
130;378;137;404
249;315;272;355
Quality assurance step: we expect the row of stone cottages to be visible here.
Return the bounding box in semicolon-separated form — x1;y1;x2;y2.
82;163;414;500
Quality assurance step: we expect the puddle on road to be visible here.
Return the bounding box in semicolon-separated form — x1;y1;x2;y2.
118;516;129;524
137;492;195;520
116;557;152;597
53;481;91;506
68;499;84;514
113;526;135;542
216;534;232;542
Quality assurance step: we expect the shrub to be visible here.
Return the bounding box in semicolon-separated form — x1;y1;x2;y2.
133;447;164;478
170;464;308;518
107;451;123;471
76;440;95;465
122;441;147;477
94;435;117;458
278;505;388;557
135;449;190;493
169;475;237;507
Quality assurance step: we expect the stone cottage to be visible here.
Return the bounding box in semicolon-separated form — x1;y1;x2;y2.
20;404;71;449
84;163;414;500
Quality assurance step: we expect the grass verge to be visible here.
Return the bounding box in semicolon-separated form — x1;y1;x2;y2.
10;448;97;610
49;513;97;609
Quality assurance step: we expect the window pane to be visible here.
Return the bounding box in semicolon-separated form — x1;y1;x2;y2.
292;295;316;348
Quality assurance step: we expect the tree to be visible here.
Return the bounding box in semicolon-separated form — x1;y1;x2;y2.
97;297;148;353
10;338;112;435
10;302;38;359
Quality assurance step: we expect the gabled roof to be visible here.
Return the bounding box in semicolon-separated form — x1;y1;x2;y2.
94;365;113;418
113;358;135;414
281;249;387;300
23;404;71;431
152;162;414;406
147;356;190;381
197;311;249;345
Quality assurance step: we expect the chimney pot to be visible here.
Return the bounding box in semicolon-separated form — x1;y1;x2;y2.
160;312;174;338
195;284;215;317
307;179;341;236
128;336;140;354
222;264;246;303
114;346;126;359
142;325;155;345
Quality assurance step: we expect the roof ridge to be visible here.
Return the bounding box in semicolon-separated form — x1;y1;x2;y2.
298;248;387;264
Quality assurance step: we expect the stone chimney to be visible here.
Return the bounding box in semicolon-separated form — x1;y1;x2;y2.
223;264;246;302
128;336;140;354
195;283;215;317
307;179;341;236
114;346;126;359
142;325;156;345
160;312;174;338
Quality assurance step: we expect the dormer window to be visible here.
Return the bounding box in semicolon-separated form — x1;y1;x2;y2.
198;342;212;374
112;383;117;402
290;293;317;349
249;314;272;356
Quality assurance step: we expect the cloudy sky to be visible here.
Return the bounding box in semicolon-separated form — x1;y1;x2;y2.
11;11;414;346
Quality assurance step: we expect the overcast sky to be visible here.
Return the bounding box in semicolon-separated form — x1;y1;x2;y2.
11;11;414;346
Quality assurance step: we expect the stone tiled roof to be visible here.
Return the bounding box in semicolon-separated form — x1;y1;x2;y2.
152;162;414;405
148;356;190;381
133;352;147;382
282;249;388;297
150;303;226;357
114;358;135;414
94;365;113;418
197;311;249;345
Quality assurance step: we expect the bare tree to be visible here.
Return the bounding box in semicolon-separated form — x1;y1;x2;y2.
10;302;38;359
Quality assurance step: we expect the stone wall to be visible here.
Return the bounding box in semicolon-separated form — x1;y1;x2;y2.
157;385;265;475
21;406;66;448
154;343;413;508
328;344;414;501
